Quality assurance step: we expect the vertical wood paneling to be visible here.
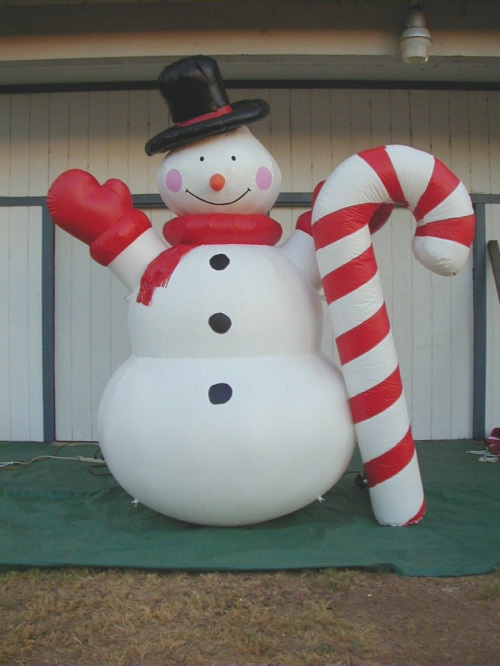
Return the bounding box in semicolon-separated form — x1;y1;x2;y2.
468;91;492;436
2;87;499;441
469;92;491;194
88;91;109;183
54;92;132;441
10;206;28;436
350;90;372;154
446;89;473;437
428;92;453;438
389;89;412;144
128;90;151;193
147;89;169;194
0;207;44;441
310;89;333;185
370;89;389;145
108;91;129;183
27;207;44;438
0;96;10;196
47;93;70;184
69;94;92;440
28;93;50;196
330;89;353;166
290;89;313;193
55;94;91;440
268;89;292;193
448;91;471;189
0;208;11;438
407;90;433;437
9;96;30;196
450;259;474;437
86;91;112;439
9;207;32;438
449;90;474;437
49;92;71;438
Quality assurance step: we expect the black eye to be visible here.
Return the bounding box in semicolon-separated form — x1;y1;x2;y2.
231;155;236;161
200;156;205;162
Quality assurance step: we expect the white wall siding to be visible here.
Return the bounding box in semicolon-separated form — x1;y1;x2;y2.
0;207;44;441
1;87;499;441
54;229;130;441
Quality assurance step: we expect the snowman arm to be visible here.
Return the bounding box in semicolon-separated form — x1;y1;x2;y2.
106;228;168;292
279;212;322;290
48;169;167;291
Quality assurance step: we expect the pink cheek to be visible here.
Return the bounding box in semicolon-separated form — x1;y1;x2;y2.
256;166;272;191
165;169;183;193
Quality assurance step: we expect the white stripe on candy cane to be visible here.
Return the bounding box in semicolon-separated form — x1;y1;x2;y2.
312;144;474;526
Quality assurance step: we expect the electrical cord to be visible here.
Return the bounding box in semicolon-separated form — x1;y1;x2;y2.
0;442;107;471
343;470;368;489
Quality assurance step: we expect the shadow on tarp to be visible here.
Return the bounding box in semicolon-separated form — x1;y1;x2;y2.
0;440;498;577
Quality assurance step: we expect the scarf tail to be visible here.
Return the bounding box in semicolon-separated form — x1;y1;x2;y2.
137;244;196;305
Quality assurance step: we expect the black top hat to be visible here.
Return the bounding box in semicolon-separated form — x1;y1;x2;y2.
145;56;270;156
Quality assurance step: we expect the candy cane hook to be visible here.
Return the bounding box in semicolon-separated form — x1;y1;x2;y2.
312;145;475;526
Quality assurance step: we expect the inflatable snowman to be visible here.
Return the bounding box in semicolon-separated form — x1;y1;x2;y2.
49;55;474;527
48;56;356;526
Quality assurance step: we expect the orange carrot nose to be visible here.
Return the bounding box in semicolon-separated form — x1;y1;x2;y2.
210;173;225;191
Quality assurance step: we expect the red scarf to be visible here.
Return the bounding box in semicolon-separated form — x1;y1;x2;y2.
137;213;282;305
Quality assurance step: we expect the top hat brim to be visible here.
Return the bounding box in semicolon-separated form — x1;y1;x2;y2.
145;98;269;156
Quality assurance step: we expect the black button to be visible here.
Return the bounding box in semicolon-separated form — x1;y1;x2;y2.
209;313;232;334
209;254;230;270
208;383;233;404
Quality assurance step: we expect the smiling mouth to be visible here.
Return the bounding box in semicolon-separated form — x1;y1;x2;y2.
186;188;251;206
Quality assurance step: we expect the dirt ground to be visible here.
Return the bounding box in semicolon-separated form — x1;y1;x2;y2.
0;566;499;666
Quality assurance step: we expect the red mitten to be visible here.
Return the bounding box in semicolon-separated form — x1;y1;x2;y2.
47;169;151;265
48;169;133;244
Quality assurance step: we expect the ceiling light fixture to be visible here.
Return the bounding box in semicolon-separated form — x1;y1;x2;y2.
400;1;432;64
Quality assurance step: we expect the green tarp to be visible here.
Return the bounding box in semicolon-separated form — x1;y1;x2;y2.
0;440;498;577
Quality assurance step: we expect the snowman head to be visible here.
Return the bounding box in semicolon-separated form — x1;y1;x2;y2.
157;126;282;216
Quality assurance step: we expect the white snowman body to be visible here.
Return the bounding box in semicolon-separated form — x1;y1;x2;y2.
98;127;355;525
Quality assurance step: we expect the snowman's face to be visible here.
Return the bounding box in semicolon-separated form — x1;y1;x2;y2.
157;126;282;216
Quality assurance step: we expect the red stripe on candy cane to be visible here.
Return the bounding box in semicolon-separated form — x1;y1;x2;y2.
404;498;426;526
336;304;391;365
349;367;404;424
413;159;460;220
313;203;380;249
357;146;408;205
415;215;476;247
312;144;475;526
363;427;414;487
322;245;378;302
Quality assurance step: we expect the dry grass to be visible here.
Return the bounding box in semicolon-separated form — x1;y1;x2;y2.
1;567;499;666
476;579;500;601
0;568;375;666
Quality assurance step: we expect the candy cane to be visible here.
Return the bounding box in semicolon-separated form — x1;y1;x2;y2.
312;145;475;526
